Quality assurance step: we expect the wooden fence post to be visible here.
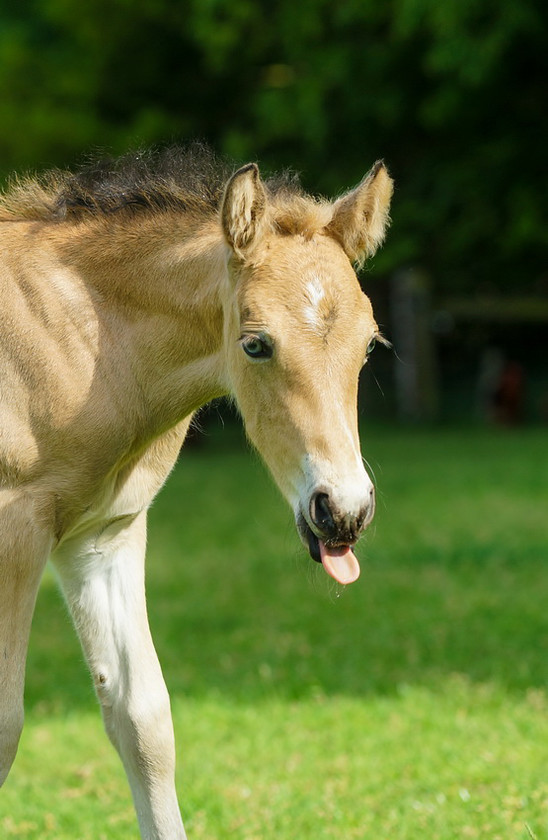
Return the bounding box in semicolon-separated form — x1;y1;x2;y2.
390;268;439;422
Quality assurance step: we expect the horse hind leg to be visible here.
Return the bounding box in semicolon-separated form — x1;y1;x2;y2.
0;491;51;785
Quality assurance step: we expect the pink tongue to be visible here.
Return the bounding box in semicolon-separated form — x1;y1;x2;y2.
319;541;360;585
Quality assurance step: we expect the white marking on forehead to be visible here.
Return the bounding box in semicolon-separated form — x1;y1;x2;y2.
306;276;325;307
303;275;326;332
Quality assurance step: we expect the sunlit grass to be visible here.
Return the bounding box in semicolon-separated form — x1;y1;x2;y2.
2;424;548;838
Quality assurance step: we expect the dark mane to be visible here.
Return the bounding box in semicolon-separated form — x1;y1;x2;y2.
0;143;308;224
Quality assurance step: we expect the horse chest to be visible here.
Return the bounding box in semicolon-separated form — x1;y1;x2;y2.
53;421;188;550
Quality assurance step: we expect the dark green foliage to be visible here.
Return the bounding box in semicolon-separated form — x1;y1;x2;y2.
0;0;545;290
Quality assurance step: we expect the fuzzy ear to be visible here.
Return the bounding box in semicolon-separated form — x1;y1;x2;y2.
326;161;394;266
221;163;268;257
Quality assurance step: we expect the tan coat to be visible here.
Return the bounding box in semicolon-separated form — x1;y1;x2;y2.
0;150;393;839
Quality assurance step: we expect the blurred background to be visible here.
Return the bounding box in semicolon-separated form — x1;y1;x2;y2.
0;0;546;424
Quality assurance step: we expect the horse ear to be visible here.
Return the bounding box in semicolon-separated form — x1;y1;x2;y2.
221;163;268;257
326;161;394;266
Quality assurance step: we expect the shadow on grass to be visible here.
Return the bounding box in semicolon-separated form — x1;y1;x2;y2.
25;424;548;714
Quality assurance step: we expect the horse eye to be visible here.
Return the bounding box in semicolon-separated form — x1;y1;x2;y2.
242;336;272;359
366;337;377;355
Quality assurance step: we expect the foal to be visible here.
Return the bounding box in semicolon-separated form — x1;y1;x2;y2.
0;146;393;838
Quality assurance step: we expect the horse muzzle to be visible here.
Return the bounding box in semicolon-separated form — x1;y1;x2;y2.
296;485;375;584
309;489;375;544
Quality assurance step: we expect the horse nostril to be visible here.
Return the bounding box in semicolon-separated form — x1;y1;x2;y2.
359;486;376;531
310;488;375;541
310;491;335;536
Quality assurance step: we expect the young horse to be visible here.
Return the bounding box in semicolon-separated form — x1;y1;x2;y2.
0;146;393;839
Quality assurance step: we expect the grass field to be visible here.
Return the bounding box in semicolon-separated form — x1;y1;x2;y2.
2;422;548;839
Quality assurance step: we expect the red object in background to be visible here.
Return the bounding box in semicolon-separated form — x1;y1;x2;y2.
493;361;525;426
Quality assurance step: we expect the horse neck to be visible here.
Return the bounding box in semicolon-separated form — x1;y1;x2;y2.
60;212;231;423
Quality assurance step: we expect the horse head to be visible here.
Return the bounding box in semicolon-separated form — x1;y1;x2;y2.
220;162;393;584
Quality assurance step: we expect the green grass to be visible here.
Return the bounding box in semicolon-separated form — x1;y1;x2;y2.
2;423;548;839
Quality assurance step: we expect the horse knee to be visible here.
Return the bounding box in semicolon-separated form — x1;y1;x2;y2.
0;708;24;786
102;686;175;776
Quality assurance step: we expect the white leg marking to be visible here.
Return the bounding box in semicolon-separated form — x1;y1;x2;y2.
53;511;187;840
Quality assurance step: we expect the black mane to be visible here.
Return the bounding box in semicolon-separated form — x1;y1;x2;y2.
53;143;234;218
0;142;311;226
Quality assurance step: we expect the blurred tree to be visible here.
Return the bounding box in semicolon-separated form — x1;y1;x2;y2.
0;0;545;292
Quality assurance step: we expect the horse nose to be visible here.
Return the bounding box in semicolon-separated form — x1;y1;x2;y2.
309;487;375;543
310;492;336;537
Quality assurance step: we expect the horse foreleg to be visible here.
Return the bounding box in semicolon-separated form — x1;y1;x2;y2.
53;511;187;840
0;492;51;785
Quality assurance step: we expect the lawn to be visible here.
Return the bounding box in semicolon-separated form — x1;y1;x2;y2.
2;422;548;839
